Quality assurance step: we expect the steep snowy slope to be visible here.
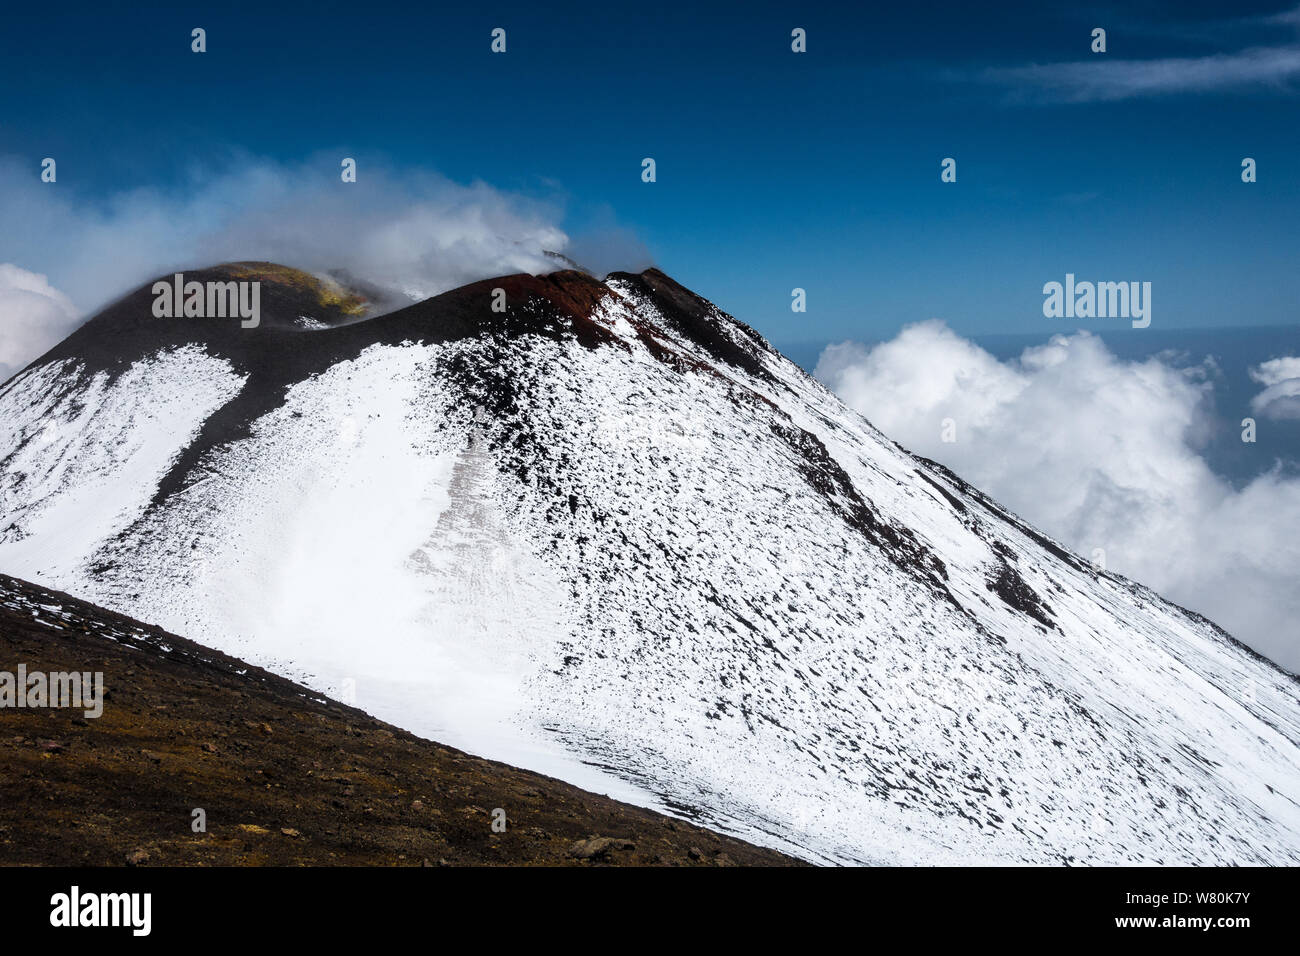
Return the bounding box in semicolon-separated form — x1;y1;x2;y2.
1;263;1297;865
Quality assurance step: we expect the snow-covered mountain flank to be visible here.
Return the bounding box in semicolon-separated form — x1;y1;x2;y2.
1;262;1297;865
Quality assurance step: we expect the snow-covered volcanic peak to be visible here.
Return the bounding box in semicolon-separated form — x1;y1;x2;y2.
1;263;1297;865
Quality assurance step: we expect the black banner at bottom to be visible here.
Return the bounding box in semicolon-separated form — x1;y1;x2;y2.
0;865;1290;943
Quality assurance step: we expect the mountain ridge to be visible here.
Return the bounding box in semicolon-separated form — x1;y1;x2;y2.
2;261;1297;865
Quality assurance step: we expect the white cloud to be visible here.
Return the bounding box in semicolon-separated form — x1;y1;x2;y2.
985;46;1300;102
816;321;1300;672
1250;356;1300;420
982;7;1300;104
1264;4;1300;28
0;264;79;381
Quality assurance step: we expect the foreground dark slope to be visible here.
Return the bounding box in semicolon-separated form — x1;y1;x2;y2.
0;573;799;867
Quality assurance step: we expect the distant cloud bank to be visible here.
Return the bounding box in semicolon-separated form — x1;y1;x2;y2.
0;265;79;380
816;321;1300;672
1250;356;1300;420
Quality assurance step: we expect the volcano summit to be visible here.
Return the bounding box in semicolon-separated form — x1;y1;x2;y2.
1;263;1297;865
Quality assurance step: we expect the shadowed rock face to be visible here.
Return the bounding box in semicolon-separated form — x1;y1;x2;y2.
0;573;802;867
23;263;371;374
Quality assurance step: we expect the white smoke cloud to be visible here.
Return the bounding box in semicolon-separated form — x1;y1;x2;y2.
816;321;1300;672
1250;356;1300;420
0;264;80;380
0;152;578;368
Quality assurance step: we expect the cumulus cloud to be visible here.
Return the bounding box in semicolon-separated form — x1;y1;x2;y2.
0;265;80;380
0;152;603;374
1249;356;1300;420
816;321;1300;672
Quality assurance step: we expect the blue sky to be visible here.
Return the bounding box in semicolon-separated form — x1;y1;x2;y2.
1;0;1298;348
